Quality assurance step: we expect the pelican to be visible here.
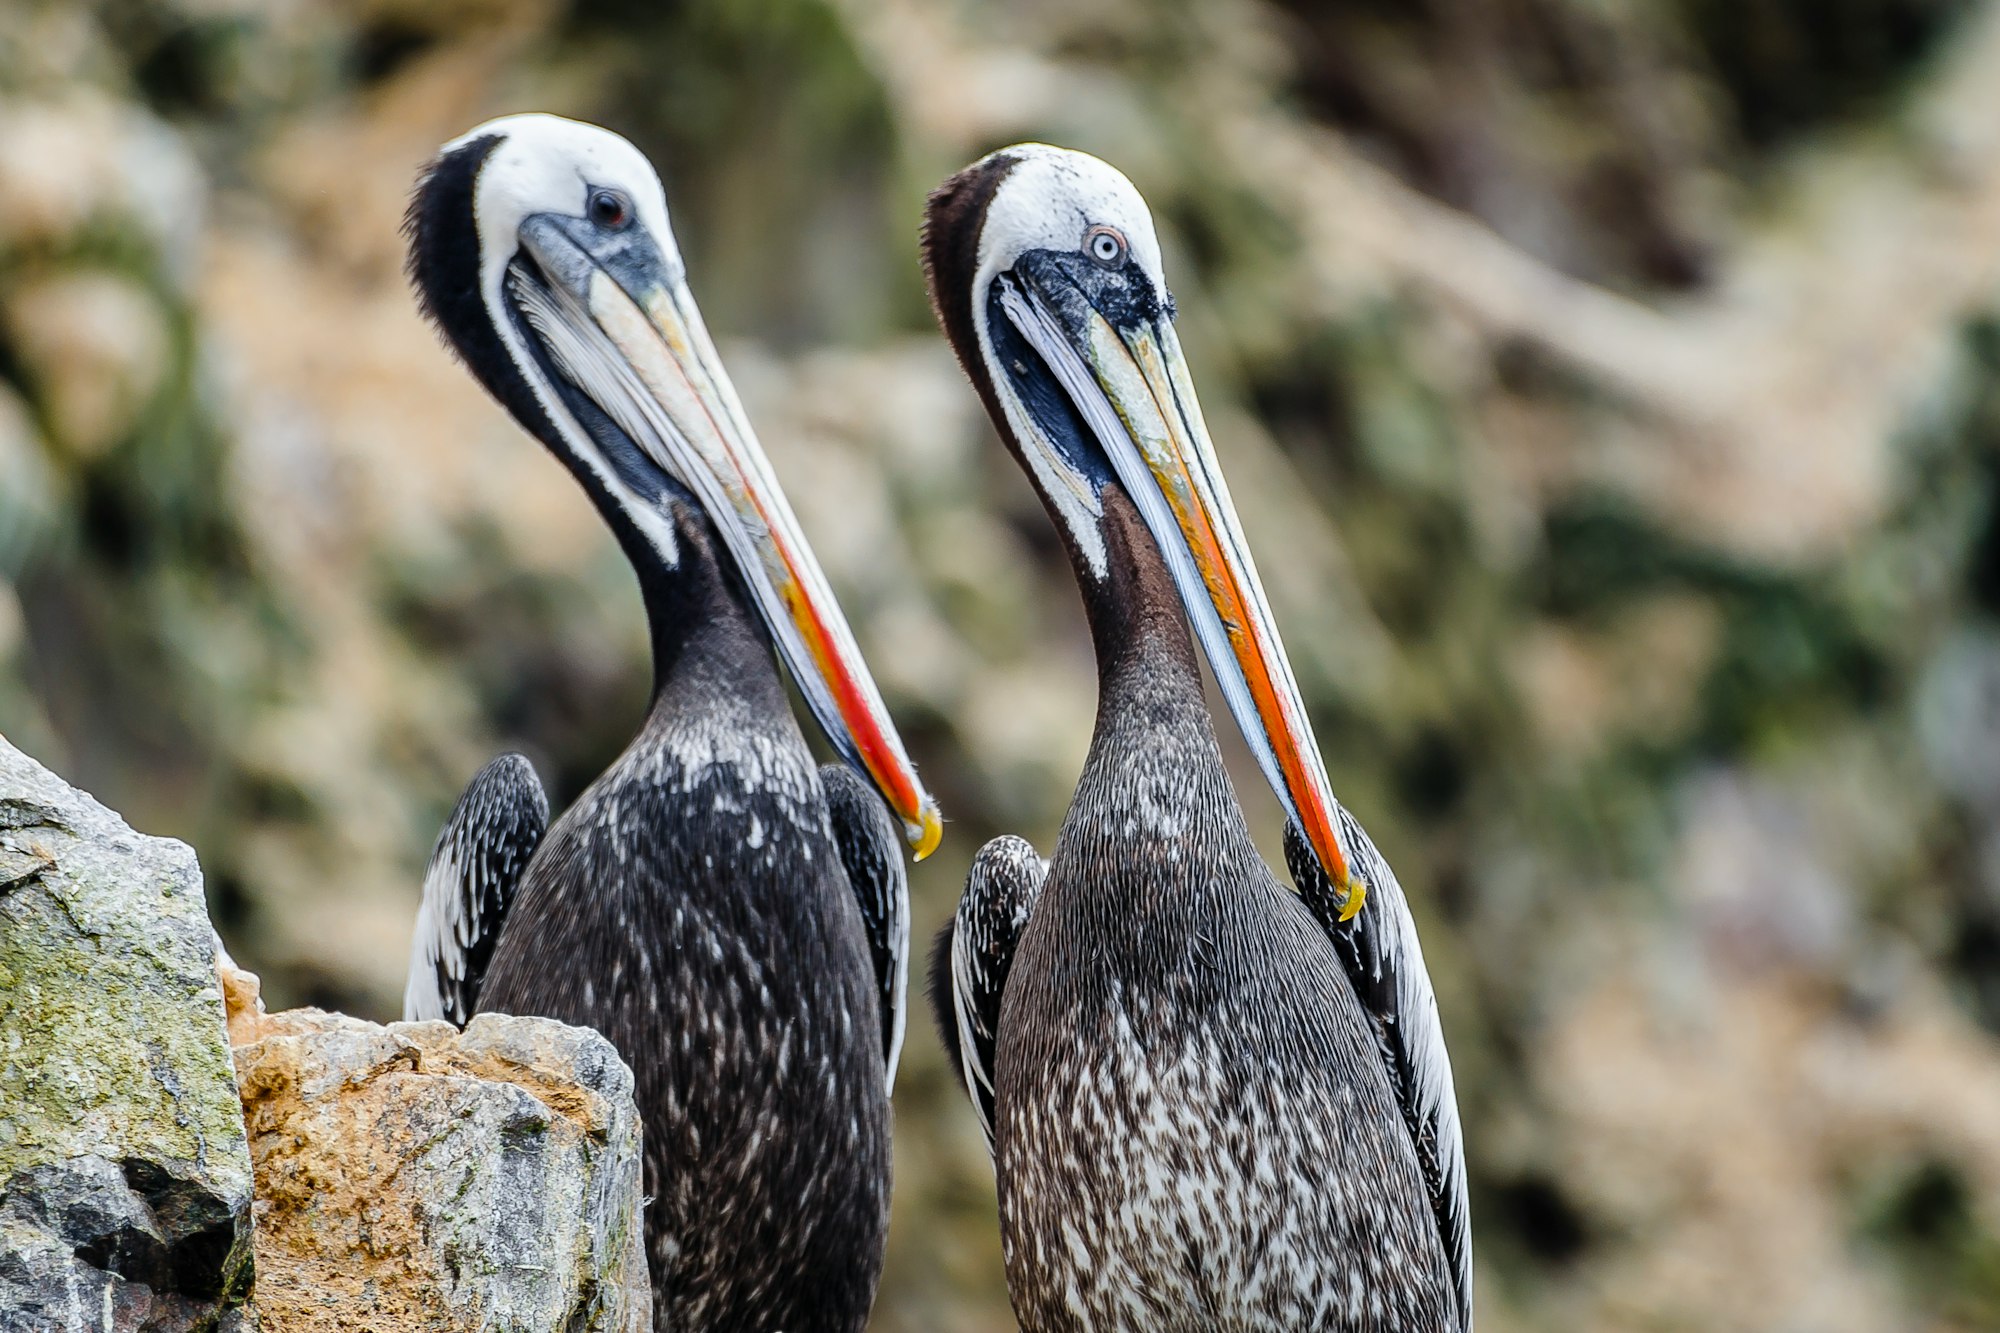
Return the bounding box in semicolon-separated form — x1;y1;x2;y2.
400;113;940;1331
923;145;1471;1330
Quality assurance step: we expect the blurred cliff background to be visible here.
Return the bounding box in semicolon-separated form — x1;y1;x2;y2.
2;0;1999;1327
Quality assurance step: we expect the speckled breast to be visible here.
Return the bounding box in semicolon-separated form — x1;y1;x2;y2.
991;879;1453;1332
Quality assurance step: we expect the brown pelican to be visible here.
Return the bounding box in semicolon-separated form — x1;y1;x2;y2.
923;144;1471;1330
400;113;940;1331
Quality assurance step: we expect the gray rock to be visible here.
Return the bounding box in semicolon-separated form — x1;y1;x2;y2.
0;735;254;1330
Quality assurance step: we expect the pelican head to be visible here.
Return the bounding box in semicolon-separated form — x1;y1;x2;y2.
408;113;939;858
922;143;1358;912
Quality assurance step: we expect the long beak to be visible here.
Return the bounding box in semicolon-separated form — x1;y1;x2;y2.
998;273;1360;916
514;217;942;859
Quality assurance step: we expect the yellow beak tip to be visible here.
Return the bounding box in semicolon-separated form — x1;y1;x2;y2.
907;802;944;862
1337;876;1367;923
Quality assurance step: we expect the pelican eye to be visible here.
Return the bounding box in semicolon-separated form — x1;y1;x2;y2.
588;188;633;230
1085;225;1127;268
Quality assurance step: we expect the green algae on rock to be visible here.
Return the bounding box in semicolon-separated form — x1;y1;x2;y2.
0;734;254;1330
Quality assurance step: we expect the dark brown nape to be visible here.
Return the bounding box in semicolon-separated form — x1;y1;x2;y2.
919;151;1020;385
397;130;567;482
403;134;502;342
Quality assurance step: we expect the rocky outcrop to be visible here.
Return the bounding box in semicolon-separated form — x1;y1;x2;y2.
223;962;651;1333
0;734;649;1330
0;735;254;1331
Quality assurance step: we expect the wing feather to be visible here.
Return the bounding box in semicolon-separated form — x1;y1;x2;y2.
1286;815;1472;1331
404;753;548;1026
820;764;911;1090
927;835;1045;1155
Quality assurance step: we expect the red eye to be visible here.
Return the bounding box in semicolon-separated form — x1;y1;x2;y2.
588;189;631;229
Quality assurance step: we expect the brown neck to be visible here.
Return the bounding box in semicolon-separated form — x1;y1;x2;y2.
1059;483;1264;926
1078;486;1206;721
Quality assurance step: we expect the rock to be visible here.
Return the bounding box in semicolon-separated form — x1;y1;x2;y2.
0;736;647;1330
223;961;650;1332
0;735;255;1331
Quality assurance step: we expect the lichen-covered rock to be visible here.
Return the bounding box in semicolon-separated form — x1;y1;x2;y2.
223;962;650;1333
0;735;255;1331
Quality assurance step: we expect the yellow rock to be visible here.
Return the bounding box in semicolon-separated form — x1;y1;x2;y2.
219;957;651;1332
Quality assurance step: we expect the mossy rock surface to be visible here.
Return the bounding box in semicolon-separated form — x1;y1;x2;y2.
0;734;253;1330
